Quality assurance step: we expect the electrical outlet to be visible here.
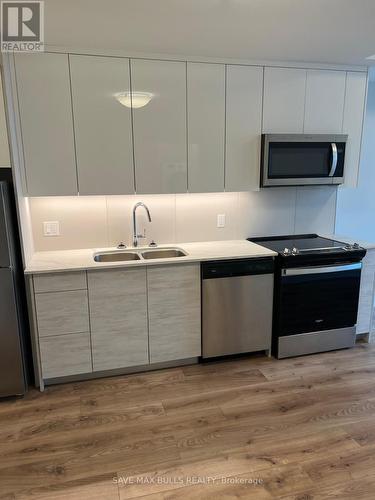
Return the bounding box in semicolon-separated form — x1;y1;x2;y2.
217;214;226;228
43;221;60;237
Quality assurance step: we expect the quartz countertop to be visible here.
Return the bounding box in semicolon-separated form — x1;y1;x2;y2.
25;240;277;274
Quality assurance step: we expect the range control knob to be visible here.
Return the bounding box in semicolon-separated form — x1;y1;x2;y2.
353;242;360;249
292;247;299;255
283;247;291;256
344;244;353;251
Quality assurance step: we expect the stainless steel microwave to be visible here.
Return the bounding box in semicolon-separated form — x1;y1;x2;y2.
260;134;348;187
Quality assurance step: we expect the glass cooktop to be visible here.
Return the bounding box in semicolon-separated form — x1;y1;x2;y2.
248;234;353;255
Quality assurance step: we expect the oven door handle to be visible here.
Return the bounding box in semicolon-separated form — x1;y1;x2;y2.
283;262;362;276
329;143;338;177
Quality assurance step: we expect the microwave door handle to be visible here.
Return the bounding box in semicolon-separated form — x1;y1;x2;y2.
329;142;338;176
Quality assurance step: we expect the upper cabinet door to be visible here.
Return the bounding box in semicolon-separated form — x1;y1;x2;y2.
342;72;367;188
131;59;187;194
69;55;134;195
225;65;263;191
263;67;306;133
15;53;77;196
304;70;346;133
187;63;225;192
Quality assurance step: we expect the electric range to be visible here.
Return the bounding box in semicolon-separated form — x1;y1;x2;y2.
248;234;366;358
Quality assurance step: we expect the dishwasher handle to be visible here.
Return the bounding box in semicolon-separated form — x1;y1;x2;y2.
202;258;274;280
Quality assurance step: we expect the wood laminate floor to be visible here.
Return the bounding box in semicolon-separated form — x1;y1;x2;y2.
1;343;375;499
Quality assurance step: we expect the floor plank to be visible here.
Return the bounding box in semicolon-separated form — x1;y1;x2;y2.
0;344;375;498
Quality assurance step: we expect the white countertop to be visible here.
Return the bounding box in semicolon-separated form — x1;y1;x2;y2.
25;240;277;274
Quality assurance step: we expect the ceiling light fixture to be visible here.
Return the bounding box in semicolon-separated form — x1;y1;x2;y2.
114;91;153;108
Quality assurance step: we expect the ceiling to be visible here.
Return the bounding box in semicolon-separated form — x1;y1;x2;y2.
44;0;375;66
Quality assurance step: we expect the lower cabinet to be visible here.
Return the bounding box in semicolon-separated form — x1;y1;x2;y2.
39;333;92;378
87;268;149;371
32;264;201;382
357;249;375;337
147;264;201;363
32;272;92;379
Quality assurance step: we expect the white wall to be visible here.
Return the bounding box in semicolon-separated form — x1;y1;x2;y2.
336;68;375;242
29;186;337;251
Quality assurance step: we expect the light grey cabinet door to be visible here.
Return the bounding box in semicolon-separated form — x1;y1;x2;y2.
225;65;263;191
147;264;201;363
35;289;90;337
357;249;375;335
131;59;187;194
263;67;306;133
15;53;77;196
39;333;92;379
304;69;346;133
88;268;149;371
342;71;368;188
187;62;225;192
69;55;135;195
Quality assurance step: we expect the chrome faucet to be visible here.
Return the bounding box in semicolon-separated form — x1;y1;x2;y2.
132;202;152;247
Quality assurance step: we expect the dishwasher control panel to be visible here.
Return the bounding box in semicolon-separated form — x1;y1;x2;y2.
201;257;275;279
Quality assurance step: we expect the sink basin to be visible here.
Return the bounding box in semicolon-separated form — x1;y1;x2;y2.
141;248;187;260
94;251;141;262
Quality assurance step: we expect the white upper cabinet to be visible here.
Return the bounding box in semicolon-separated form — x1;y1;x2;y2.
131;59;187;194
69;55;134;195
225;65;263;191
342;72;367;188
304;69;346;133
263;67;306;133
15;53;77;196
187;62;225;192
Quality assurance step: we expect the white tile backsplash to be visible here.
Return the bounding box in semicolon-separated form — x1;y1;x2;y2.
295;186;337;234
238;187;296;238
29;187;337;251
175;192;239;242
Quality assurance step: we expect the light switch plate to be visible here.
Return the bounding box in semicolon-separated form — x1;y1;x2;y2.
43;221;60;237
217;214;226;228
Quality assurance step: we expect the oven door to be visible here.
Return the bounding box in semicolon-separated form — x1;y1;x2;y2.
278;262;362;337
261;134;347;187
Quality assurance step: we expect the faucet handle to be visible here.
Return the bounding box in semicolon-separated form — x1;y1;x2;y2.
149;240;157;247
117;242;127;249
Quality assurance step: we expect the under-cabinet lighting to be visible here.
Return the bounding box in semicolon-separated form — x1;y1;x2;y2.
366;54;375;60
114;91;153;108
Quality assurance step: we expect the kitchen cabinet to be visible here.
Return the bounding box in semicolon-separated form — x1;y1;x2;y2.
15;53;77;196
225;65;263;191
39;333;92;379
131;59;187;194
69;55;135;195
263;67;306;133
32;271;92;379
304;69;346;133
35;289;90;337
187;62;225;192
357;249;375;336
147;263;201;363
87;268;149;371
342;72;368;188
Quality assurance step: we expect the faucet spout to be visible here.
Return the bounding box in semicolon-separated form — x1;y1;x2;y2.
132;202;152;247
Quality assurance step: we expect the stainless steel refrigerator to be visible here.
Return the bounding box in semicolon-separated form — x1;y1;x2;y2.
0;180;29;397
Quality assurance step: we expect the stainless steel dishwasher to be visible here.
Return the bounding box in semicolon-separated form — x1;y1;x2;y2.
202;258;275;358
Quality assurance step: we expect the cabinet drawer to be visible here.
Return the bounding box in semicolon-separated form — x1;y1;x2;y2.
39;333;92;379
35;289;89;337
33;272;87;293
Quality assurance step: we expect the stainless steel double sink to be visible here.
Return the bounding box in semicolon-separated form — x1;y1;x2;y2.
94;247;187;263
